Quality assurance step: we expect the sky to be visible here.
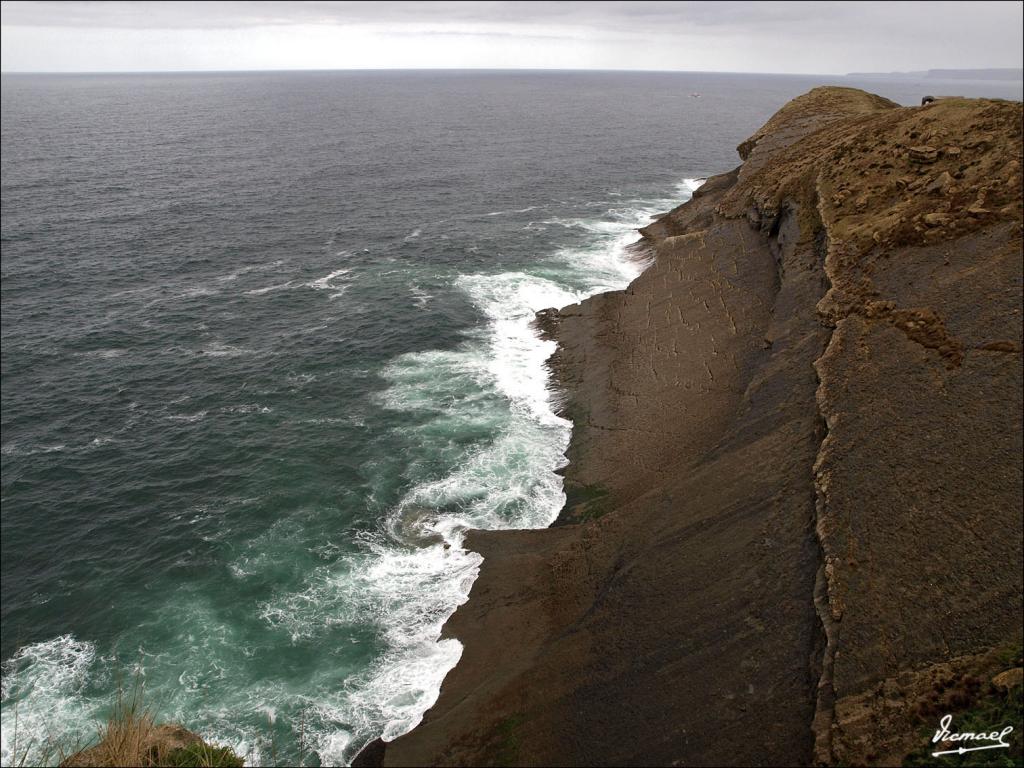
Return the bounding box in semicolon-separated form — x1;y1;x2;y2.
1;1;1022;75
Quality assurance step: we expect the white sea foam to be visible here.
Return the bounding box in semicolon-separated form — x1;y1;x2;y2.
0;443;66;457
309;268;351;291
201;343;254;358
181;286;219;298
312;178;704;764
409;286;432;308
221;404;272;415
309;268;352;299
0;636;97;767
217;260;286;283
167;410;208;423
258;535;481;765
247;263;352;299
483;205;541;217
76;349;126;360
245;280;296;296
456;272;582;424
286;372;318;386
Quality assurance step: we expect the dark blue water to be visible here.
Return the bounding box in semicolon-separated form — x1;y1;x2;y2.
2;70;1020;766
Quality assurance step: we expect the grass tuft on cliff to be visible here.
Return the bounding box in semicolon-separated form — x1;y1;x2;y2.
15;679;248;768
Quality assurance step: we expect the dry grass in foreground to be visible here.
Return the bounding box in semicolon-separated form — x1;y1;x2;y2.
7;679;243;768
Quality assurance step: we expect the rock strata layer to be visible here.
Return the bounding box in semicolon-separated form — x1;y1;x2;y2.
372;87;1023;767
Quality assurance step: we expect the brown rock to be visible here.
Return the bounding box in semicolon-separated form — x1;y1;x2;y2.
992;667;1024;690
923;212;953;226
909;145;939;163
965;133;995;149
980;340;1020;352
925;171;955;196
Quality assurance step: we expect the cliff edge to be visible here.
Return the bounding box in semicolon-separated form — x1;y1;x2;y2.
369;87;1023;767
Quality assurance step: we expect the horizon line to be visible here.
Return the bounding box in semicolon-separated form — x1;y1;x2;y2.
2;65;1015;79
2;66;840;76
3;65;1020;78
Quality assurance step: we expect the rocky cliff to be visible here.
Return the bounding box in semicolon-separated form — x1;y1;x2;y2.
364;87;1023;767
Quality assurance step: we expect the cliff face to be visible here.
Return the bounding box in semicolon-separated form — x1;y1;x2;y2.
372;87;1023;767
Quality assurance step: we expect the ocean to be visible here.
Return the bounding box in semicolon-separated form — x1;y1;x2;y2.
2;70;1021;766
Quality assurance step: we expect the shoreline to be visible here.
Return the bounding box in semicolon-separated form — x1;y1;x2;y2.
346;179;706;764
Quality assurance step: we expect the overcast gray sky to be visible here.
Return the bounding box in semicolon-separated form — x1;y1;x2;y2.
1;1;1022;75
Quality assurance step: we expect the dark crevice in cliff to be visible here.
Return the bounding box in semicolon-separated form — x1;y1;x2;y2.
766;208;788;299
745;189;839;765
809;183;838;766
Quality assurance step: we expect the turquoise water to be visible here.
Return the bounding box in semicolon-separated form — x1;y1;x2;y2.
2;71;1020;766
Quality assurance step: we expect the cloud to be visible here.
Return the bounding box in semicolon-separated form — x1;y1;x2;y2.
0;1;1010;35
1;1;1021;74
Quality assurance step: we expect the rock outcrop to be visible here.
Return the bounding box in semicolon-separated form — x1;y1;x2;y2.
371;87;1023;766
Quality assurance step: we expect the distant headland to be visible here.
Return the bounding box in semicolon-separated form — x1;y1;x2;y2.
848;67;1023;81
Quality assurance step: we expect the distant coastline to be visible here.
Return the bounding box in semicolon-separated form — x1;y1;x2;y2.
847;67;1023;81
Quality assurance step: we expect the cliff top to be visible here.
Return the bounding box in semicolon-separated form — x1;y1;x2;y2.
737;86;901;160
645;86;1024;259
